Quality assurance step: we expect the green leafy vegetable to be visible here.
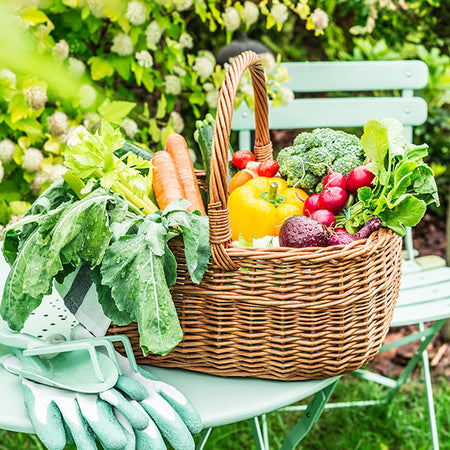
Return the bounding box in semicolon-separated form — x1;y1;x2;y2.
340;118;439;236
100;217;182;355
1;188;127;330
63;121;157;215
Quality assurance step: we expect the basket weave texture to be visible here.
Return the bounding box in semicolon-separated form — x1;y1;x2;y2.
108;51;403;380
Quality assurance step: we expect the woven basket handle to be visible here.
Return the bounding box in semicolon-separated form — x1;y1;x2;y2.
208;51;273;271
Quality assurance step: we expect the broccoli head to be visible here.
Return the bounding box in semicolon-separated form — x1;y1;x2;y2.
332;152;365;177
276;128;364;194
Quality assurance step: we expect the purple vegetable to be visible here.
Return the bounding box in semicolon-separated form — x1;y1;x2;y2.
328;217;382;246
279;215;331;248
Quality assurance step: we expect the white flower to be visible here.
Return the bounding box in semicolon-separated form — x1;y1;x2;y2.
22;148;44;173
173;65;186;77
206;90;219;109
259;52;276;73
243;1;259;26
170;111;184;133
111;33;133;56
121;118;138;139
222;6;241;31
0;161;4;184
68;57;86;78
271;3;289;24
135;50;153;68
87;0;106;18
174;0;192;11
47;163;67;182
145;21;163;48
194;56;215;80
280;86;294;105
0;69;16;88
239;77;253;96
125;1;147;25
180;32;193;49
0;139;16;164
164;75;182;95
83;112;102;132
48;112;69;136
52;40;69;60
62;125;79;145
310;8;329;31
203;82;214;92
24;86;47;110
30;171;48;195
78;84;97;109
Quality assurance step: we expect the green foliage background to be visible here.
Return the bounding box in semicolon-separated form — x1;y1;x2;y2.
0;0;448;226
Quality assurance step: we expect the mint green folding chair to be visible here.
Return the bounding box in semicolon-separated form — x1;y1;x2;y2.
232;61;450;449
232;59;450;449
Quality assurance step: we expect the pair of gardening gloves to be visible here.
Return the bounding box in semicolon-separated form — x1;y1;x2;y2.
2;326;202;450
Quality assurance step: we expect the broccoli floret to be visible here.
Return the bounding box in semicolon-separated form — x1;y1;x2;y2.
278;155;320;189
276;128;364;194
332;153;365;176
305;147;333;177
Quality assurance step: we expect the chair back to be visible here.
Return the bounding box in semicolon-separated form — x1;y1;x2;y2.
231;60;429;261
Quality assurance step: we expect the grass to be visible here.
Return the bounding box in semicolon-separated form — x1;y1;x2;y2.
1;375;449;450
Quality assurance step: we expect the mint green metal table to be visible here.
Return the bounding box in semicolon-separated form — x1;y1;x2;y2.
0;250;339;449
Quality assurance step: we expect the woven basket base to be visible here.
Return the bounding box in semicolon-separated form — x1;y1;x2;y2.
108;229;402;381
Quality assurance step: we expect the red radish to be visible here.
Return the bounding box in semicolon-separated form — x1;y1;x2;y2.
328;218;382;246
318;187;348;214
323;172;347;191
257;159;279;177
232;150;255;169
311;209;336;227
303;193;320;216
346;166;375;195
334;227;347;234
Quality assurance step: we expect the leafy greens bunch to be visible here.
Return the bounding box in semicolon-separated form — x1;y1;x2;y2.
1;123;211;356
339;118;439;235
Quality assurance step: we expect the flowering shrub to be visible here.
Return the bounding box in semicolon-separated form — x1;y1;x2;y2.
0;0;447;229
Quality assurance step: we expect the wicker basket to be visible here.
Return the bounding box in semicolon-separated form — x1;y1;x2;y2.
108;51;403;380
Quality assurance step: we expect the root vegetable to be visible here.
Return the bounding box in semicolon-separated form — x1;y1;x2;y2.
279;215;331;248
311;209;336;227
327;218;382;246
318;187;348;214
346;166;375;195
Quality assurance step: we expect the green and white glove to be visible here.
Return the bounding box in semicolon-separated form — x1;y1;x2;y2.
73;325;203;450
2;357;150;449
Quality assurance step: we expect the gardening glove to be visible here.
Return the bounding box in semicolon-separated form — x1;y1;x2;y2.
1;353;168;450
73;325;203;449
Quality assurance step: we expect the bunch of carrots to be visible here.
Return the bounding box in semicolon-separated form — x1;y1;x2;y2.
152;133;206;215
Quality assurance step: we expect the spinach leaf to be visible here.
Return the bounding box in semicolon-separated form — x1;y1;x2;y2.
162;200;211;284
361;118;389;182
100;218;182;356
89;265;132;326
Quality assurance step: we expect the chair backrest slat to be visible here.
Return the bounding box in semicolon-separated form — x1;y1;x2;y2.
281;60;428;92
232;97;428;131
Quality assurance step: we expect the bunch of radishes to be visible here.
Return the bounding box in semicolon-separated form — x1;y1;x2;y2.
303;166;375;228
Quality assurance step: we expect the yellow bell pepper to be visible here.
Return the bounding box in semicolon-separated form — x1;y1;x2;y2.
228;177;308;242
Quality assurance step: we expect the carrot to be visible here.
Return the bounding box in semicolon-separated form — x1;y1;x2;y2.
151;151;185;212
165;133;206;215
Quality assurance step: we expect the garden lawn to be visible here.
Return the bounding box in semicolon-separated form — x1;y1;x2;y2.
0;374;448;450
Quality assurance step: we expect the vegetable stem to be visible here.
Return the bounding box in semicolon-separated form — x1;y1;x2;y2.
63;171;87;199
